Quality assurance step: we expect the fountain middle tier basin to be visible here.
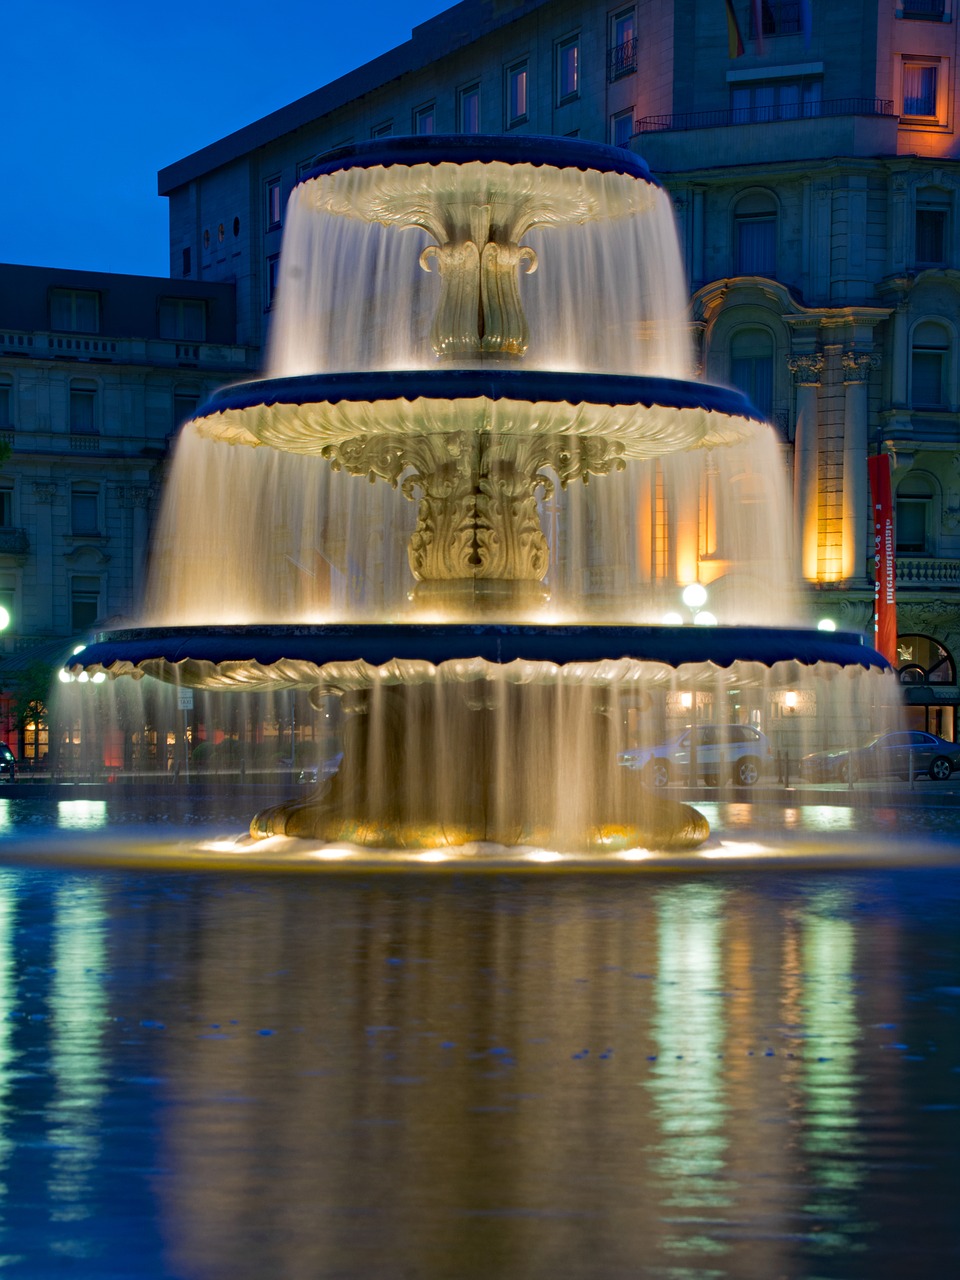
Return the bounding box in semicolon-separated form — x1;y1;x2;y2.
190;370;763;459
67;623;888;691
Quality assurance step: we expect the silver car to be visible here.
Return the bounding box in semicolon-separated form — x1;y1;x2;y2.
619;724;774;788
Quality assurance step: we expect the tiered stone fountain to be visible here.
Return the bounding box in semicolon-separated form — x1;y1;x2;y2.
67;136;890;852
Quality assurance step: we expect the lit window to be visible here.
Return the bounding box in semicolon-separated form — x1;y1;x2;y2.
459;84;481;133
158;298;206;342
266;255;281;309
730;328;775;420
414;104;436;135
70;576;101;630
612;109;634;148
911;320;950;407
557;37;579;102
70;487;99;537
903;60;939;118
507;62;528;125
49;289;100;334
69;384;97;436
734;192;777;276
608;8;637;81
266;178;282;229
896;478;936;554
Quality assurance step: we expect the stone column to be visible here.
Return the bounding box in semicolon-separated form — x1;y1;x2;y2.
789;354;824;582
841;352;880;582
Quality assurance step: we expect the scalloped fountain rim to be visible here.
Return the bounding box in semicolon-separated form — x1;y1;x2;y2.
300;134;663;187
194;371;764;424
67;625;890;689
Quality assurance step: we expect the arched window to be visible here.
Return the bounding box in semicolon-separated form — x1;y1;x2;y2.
895;473;936;555
729;328;774;419
734;192;777;277
897;634;955;685
911;320;951;409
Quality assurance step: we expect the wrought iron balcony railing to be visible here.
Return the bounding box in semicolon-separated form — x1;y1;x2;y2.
607;36;638;82
635;97;894;134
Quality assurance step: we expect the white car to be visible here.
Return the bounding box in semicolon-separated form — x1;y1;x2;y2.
618;724;774;788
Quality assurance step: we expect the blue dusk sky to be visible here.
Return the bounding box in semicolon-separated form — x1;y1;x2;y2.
5;0;451;278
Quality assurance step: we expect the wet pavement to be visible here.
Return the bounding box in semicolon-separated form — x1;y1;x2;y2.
0;793;957;1277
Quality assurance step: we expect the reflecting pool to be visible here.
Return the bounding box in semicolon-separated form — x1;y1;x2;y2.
0;803;958;1277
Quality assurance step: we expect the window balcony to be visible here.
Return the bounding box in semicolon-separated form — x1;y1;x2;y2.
635;100;898;172
636;98;894;134
607;37;638;82
900;0;947;20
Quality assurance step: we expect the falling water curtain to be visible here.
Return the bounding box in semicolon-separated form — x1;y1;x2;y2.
867;454;898;666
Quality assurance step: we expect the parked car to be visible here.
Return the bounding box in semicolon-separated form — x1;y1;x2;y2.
0;743;17;781
800;730;960;783
618;724;773;788
298;752;344;786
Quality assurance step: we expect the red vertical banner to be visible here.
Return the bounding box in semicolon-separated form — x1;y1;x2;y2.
867;454;898;666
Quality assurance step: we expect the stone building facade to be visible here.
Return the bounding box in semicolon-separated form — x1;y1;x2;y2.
0;264;256;761
156;0;960;739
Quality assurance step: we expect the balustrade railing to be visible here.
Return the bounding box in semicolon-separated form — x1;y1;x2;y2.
895;557;960;585
0;528;29;555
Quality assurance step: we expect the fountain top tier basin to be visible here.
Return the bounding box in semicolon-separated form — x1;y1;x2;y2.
296;134;662;235
66;624;889;694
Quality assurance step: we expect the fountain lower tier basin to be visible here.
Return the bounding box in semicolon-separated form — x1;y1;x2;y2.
67;624;888;692
190;371;762;458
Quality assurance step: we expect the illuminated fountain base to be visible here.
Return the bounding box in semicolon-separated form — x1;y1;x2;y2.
67;623;891;853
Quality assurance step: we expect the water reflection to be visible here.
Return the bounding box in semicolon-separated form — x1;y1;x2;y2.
0;866;952;1277
56;801;108;831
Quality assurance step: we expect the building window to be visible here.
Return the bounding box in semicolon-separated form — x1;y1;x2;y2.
414;103;436;134
730;328;775;420
557;36;579;103
49;289;100;334
266;255;281;309
749;0;803;37
70;576;101;631
371;121;393;138
459;84;481;133
506;62;528;126
266;178;282;229
902;60;939;119
611;109;635;148
173;391;200;432
70;486;100;537
916;195;949;265
896;477;936;554
158;297;206;342
734;192;778;276
730;78;822;122
608;8;637;81
182;247;191;277
0;486;12;527
0;381;11;428
69;384;97;436
902;0;947;19
911;320;950;407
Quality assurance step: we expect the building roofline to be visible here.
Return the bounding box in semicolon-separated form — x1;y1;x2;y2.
157;0;550;195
